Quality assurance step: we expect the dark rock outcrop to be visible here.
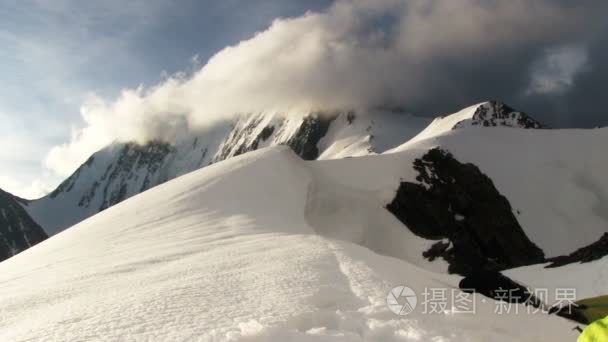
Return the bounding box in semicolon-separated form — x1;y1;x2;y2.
460;270;541;306
0;189;47;261
546;233;608;268
213;113;336;162
286;115;336;160
454;101;544;129
386;148;545;275
458;269;589;324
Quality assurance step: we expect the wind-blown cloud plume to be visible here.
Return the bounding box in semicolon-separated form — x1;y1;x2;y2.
46;0;607;178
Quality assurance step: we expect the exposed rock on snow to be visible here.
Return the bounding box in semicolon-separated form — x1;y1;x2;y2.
401;101;544;149
546;233;608;268
285;114;337;160
459;270;541;306
0;189;47;261
453;101;544;129
386;148;545;274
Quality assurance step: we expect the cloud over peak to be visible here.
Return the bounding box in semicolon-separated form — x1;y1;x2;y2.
45;0;607;178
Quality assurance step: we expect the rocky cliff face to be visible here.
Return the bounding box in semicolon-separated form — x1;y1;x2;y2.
386;148;545;275
211;112;337;162
284;115;337;160
0;189;47;261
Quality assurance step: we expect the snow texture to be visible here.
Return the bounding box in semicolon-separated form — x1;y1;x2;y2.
0;146;586;341
2;101;606;340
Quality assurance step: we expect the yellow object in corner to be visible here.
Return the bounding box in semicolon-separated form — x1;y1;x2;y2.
578;316;608;342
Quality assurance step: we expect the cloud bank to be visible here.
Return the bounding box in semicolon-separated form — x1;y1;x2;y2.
527;45;589;95
46;0;607;178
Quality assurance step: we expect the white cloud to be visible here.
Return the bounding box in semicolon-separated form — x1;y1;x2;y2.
44;0;599;178
0;174;57;200
527;45;590;95
0;176;22;196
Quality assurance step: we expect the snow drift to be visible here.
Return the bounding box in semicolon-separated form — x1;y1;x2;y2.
0;146;584;341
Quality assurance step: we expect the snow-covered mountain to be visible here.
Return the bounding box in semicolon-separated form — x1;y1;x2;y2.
2;104;607;340
23;109;431;236
0;100;566;260
404;101;543;146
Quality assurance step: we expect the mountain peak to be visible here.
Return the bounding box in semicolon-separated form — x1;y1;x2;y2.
453;101;544;129
400;101;544;147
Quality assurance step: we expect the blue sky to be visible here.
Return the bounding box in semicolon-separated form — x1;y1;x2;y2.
1;0;606;199
0;0;332;197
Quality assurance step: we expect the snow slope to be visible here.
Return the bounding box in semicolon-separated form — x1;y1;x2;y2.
405;103;484;144
0;146;583;341
24;109;430;236
2;101;606;340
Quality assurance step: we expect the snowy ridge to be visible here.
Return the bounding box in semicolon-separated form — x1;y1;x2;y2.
24;109;430;236
405;100;543;146
0;147;585;341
